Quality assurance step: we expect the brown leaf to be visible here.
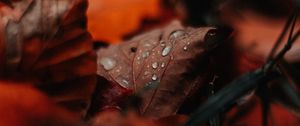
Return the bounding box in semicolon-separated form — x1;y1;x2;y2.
96;20;229;118
0;0;96;118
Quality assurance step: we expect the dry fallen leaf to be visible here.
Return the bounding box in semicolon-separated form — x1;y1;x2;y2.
0;0;96;118
95;20;231;118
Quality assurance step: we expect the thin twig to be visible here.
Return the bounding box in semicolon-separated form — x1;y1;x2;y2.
268;29;300;68
265;12;299;72
185;9;300;126
267;10;297;61
260;12;298;126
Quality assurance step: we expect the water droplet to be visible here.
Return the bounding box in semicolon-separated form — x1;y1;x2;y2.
169;30;185;40
116;76;131;89
152;62;158;69
121;80;129;87
142;51;150;58
183;46;188;51
204;29;217;42
152;74;158;81
99;57;117;70
162;46;172;57
160;40;166;47
161;63;165;68
207;29;217;36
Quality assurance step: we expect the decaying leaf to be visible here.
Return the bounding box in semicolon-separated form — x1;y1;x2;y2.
0;0;96;118
95;20;231;118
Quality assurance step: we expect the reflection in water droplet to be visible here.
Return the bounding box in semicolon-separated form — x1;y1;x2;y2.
206;29;217;38
99;57;117;70
183;46;188;51
116;76;131;89
162;46;172;57
122;80;129;86
152;74;158;81
169;30;185;40
142;51;150;58
160;40;166;47
152;62;158;69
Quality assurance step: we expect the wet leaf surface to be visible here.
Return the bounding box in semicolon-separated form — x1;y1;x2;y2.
95;20;231;118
